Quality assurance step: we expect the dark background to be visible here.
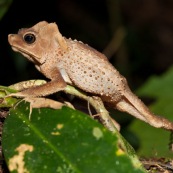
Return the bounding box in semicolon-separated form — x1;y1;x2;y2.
1;0;173;88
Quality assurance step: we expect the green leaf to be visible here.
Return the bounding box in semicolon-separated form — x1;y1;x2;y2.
129;66;173;157
2;102;146;173
0;85;19;108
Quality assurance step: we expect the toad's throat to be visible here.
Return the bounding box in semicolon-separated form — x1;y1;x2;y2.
11;46;43;65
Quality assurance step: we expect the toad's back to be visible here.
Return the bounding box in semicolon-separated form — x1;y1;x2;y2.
57;39;126;102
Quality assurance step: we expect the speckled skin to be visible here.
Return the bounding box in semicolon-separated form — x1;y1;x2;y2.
57;39;125;102
8;21;173;130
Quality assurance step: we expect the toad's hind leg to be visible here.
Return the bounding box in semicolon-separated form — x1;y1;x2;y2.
115;91;173;131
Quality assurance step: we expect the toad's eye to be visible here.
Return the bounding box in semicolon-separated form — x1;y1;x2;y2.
23;33;36;44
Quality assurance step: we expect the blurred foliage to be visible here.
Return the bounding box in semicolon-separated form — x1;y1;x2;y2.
0;0;12;20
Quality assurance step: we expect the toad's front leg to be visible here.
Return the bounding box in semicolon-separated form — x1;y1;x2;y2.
8;70;67;98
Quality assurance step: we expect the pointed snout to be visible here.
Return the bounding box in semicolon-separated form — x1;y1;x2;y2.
8;34;15;46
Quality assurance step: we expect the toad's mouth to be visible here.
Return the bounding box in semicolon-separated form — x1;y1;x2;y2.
11;46;45;65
